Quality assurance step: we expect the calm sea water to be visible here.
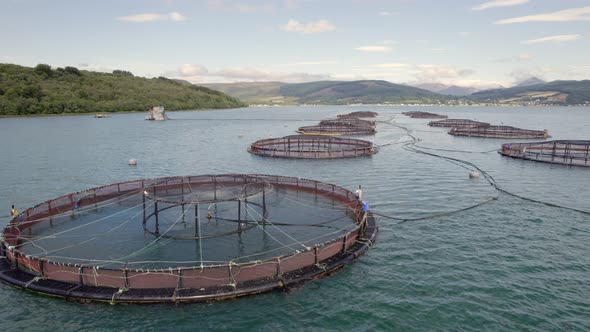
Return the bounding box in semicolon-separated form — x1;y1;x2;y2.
0;106;589;331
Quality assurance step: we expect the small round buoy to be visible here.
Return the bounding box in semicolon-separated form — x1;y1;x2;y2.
128;159;137;166
469;171;480;179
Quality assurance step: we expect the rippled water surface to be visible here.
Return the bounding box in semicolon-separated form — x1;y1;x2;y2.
0;106;589;331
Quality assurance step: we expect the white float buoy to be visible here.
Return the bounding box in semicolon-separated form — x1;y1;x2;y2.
469;171;480;179
128;159;137;166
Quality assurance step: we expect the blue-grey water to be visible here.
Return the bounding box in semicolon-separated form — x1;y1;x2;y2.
0;106;589;331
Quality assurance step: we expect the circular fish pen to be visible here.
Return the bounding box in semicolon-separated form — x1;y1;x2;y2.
337;111;378;119
319;119;376;128
249;135;377;159
499;140;590;167
402;111;448;119
449;126;549;139
0;174;376;304
428;119;490;128
297;124;376;136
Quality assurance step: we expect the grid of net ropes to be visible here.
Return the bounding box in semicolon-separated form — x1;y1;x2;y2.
402;111;448;119
449;125;549;139
297;123;376;136
249;135;377;159
428;119;490;128
0;174;375;302
499;140;590;167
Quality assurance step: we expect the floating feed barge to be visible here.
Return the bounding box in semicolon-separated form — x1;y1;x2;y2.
297;123;376;136
0;174;377;304
402;111;448;119
449;126;549;139
428;119;489;128
499;140;590;167
249;135;377;159
337;111;378;119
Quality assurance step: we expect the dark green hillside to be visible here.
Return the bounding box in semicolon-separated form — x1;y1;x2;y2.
280;80;446;104
0;63;246;116
471;80;590;105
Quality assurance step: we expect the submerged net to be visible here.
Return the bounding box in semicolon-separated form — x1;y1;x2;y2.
249;135;377;159
499;140;590;166
0;174;376;303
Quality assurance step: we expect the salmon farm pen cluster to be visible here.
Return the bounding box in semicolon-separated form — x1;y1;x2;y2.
0;174;377;304
337;111;378;119
402;111;448;119
499;140;590;167
449;126;549;139
249;135;377;159
428;119;490;128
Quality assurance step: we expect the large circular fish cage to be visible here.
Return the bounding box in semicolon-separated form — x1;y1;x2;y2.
0;174;377;304
499;140;590;167
248;135;377;159
319;119;376;128
402;111;448;119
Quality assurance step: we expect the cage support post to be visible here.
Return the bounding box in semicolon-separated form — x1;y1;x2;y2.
154;201;159;236
195;203;200;238
142;193;146;225
238;200;242;231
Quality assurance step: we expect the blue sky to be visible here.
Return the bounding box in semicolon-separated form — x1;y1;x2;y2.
1;0;589;88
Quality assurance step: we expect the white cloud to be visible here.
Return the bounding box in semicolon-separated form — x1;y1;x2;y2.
413;65;474;81
495;6;590;24
380;40;396;45
280;19;336;34
117;12;186;23
431;48;447;52
458;31;472;37
171;64;329;83
522;34;581;44
519;53;533;60
379;11;394;16
371;63;409;68
473;0;529;11
276;61;337;66
178;64;208;77
355;46;393;52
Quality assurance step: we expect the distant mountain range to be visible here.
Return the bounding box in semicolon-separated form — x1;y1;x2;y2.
515;77;546;87
471;80;590;105
411;83;481;96
204;80;446;105
202;79;590;106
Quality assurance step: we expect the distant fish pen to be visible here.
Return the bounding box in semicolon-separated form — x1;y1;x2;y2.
337;111;378;119
0;174;377;304
319;119;376;128
428;119;490;128
402;111;448;119
297;123;376;136
249;135;377;159
449;126;549;139
499;140;590;167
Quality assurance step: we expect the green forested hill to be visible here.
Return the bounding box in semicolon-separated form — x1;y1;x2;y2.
471;80;590;105
279;80;445;104
0;63;246;116
204;80;447;105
